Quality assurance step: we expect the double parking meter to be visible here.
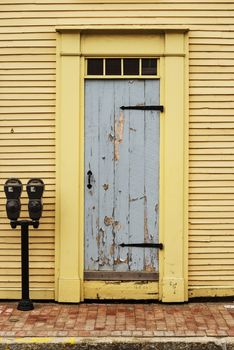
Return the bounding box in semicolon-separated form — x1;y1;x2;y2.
4;178;44;311
4;178;22;222
4;178;44;223
26;179;44;221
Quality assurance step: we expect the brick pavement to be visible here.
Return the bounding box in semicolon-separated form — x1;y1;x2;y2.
0;302;233;338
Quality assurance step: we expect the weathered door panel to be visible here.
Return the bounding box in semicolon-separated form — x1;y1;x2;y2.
85;80;160;275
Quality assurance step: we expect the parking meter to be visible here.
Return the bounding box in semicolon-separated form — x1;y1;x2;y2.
4;178;22;221
26;178;44;221
4;177;45;311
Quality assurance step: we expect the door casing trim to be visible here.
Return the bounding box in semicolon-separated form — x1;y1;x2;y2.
55;28;189;302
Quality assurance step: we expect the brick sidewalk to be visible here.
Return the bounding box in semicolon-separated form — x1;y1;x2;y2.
0;302;233;338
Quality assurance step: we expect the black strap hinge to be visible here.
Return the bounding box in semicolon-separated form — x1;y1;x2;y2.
119;243;163;250
120;105;164;112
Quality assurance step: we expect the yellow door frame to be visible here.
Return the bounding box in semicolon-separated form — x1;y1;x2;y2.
55;26;189;302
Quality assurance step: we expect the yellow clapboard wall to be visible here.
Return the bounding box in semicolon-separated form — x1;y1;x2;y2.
0;0;233;299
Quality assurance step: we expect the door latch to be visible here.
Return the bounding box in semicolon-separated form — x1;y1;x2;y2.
87;170;93;189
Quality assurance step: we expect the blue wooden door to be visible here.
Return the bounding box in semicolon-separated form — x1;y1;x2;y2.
85;80;160;278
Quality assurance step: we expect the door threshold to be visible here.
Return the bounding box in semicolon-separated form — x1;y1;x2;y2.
84;271;159;281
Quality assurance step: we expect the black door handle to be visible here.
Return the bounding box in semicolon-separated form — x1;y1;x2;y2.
87;170;92;189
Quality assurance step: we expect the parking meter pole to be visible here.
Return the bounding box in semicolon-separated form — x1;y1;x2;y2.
17;221;34;311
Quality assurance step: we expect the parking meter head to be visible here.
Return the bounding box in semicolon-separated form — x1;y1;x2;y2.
4;178;22;221
4;178;22;199
26;179;44;220
26;178;44;199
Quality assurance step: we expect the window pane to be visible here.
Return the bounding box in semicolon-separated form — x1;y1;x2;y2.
87;59;103;75
142;59;157;75
106;58;121;75
123;59;139;75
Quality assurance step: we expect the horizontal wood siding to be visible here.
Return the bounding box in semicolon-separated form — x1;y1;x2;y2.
0;1;56;296
0;0;233;298
189;23;234;294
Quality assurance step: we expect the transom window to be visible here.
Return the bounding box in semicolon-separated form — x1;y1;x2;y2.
86;58;158;77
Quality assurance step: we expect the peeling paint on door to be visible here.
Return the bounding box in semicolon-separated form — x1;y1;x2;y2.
104;216;113;226
114;112;124;161
103;184;109;191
